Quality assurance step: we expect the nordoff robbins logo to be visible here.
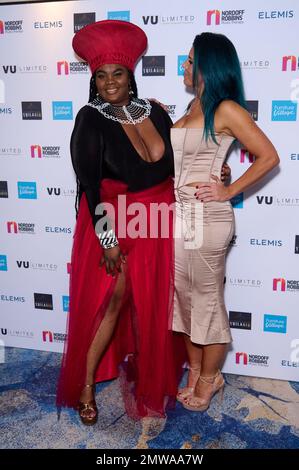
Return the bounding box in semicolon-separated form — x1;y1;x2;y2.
31;145;61;158
42;331;67;343
0;19;23;34
236;352;269;366
273;278;299;292
207;10;245;25
57;60;88;75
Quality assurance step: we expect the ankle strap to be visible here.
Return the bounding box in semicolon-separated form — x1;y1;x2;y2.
199;370;221;384
189;366;201;372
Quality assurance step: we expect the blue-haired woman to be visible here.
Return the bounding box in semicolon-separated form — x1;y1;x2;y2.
172;32;279;411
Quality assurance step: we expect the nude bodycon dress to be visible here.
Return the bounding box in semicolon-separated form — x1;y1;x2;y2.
172;128;235;345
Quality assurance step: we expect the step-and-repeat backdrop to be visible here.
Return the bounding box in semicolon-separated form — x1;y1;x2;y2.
1;0;298;381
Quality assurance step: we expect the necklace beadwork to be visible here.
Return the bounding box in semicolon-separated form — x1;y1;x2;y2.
87;96;152;125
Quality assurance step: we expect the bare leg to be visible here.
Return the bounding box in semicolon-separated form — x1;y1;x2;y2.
177;335;203;401
200;343;227;376
183;334;203;387
193;343;227;399
80;272;126;405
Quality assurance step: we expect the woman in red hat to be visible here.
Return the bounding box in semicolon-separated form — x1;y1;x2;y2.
56;20;187;424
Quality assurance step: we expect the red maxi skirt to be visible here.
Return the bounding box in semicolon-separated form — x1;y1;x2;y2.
56;177;186;419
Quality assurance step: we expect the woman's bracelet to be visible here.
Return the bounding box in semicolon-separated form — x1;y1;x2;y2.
97;229;119;250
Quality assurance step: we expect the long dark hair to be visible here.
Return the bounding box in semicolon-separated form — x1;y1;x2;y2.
192;32;247;143
88;69;138;102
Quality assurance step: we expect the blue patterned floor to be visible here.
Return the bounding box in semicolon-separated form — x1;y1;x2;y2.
0;347;299;449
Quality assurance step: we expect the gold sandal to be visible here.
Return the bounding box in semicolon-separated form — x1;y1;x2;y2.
77;384;98;426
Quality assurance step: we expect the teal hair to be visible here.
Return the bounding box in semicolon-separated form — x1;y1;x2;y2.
192;32;247;143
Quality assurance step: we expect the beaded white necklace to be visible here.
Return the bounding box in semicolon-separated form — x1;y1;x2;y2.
87;96;152;125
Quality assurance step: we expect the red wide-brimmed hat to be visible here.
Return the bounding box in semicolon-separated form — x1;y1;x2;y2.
72;20;148;74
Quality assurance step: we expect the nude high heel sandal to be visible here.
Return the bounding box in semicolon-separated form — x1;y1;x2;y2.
176;366;201;403
182;370;225;412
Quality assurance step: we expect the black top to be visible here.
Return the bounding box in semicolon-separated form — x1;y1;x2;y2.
71;100;174;228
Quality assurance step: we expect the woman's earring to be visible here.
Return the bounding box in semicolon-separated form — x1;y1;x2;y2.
128;84;134;96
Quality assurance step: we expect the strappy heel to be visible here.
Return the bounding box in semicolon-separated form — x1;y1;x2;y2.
176;366;201;403
182;370;225;412
77;384;98;426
